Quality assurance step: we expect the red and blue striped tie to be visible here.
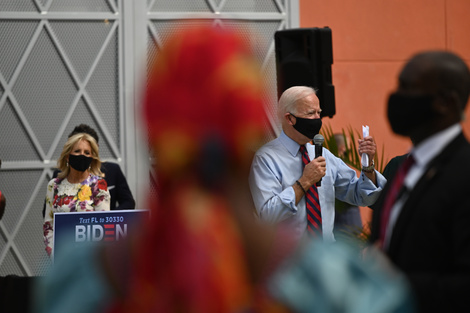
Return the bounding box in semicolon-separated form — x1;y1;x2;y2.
300;145;322;236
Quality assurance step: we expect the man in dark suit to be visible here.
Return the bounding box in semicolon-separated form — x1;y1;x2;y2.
370;51;470;312
42;124;135;217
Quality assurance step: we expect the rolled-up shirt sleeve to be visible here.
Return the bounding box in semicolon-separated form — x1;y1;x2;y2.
329;152;387;207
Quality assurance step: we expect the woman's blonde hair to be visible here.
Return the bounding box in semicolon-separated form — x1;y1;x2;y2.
57;133;103;179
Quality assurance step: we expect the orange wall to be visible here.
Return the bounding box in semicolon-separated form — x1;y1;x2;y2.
299;0;470;225
300;0;470;161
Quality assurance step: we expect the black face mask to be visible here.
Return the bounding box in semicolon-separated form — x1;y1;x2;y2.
290;114;322;140
68;154;93;172
387;92;436;136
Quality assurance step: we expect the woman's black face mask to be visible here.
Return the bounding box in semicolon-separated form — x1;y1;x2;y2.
68;154;93;172
387;92;436;136
290;113;322;140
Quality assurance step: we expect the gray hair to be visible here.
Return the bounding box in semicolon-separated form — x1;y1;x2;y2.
278;86;317;120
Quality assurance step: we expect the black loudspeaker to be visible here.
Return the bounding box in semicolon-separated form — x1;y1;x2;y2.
275;27;336;118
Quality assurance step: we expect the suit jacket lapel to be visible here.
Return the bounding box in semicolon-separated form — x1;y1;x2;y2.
387;133;467;255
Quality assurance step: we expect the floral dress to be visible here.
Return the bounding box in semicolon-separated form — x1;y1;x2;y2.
43;174;110;256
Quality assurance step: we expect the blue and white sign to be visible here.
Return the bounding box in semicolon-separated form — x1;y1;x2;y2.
53;210;149;260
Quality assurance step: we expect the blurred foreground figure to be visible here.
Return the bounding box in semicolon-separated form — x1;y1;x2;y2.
112;24;279;313
270;239;415;313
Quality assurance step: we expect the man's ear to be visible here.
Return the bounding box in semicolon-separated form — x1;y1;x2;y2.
448;91;463;118
285;113;295;125
436;91;461;117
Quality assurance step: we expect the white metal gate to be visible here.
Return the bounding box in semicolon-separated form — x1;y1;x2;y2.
0;0;298;276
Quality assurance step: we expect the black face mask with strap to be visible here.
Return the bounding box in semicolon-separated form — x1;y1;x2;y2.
290;113;322;140
69;154;93;172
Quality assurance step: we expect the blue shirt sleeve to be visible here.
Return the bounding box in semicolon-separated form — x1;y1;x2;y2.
249;152;299;223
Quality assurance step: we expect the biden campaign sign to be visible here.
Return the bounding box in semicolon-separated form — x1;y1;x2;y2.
53;210;149;260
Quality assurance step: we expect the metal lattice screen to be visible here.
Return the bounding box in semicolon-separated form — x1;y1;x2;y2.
0;0;123;277
0;0;297;277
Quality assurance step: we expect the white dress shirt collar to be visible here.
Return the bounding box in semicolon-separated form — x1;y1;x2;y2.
405;123;461;188
280;131;302;157
411;123;461;168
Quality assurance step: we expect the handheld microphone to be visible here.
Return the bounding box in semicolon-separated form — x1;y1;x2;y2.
313;134;324;187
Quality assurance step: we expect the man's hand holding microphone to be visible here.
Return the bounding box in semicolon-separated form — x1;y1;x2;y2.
296;134;326;202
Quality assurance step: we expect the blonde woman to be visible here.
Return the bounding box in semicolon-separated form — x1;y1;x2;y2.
43;133;110;256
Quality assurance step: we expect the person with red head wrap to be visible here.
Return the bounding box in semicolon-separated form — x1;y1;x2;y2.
108;24;282;313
